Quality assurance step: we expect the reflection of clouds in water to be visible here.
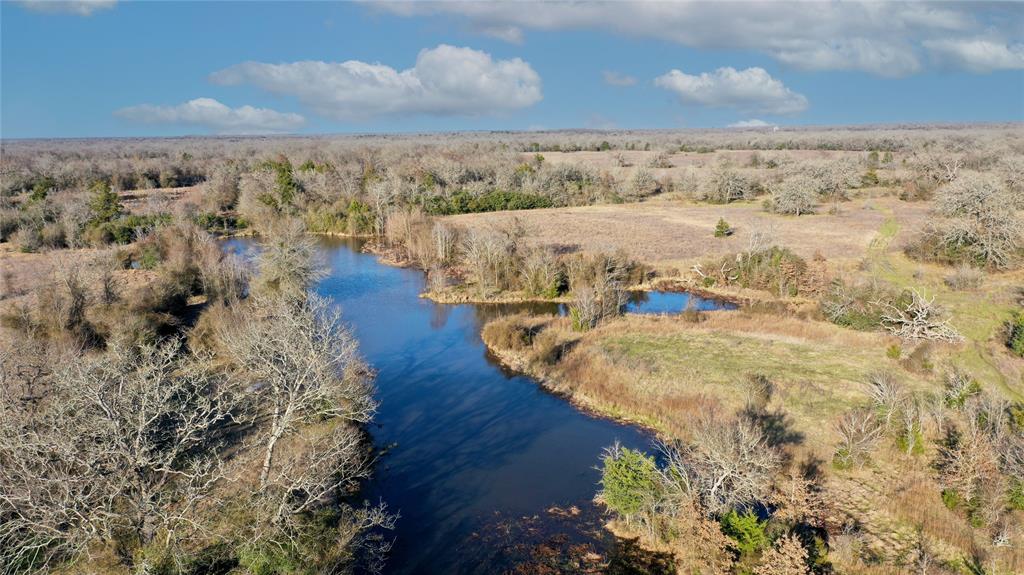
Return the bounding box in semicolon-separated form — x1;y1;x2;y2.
277;237;656;575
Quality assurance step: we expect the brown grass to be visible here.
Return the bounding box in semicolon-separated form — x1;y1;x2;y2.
447;197;930;269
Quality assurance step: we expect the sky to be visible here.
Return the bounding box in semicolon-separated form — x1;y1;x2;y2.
1;0;1022;138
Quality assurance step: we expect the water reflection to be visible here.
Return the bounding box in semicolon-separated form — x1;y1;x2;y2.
223;236;729;574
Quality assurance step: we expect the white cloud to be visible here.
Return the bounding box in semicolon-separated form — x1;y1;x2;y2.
602;70;637;87
654;67;808;115
18;0;115;16
479;25;524;44
924;38;1024;73
727;119;774;129
115;98;305;134
210;44;542;121
378;1;1023;76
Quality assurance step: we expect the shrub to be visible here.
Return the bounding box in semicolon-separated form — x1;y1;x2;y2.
943;264;984;290
40;222;66;249
10;227;42;253
699;164;756;204
941;488;961;510
1008;480;1024;511
943;368;981;408
423;189;552;215
1007;310;1024;357
821;279;904;331
714;218;733;238
599;444;661;520
754;533;810;575
704;246;813;297
87;214;172;246
481;315;538;352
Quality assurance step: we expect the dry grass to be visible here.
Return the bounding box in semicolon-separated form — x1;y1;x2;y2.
447;197;930;269
484;311;934;453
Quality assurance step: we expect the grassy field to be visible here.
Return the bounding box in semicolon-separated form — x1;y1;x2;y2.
448;196;930;270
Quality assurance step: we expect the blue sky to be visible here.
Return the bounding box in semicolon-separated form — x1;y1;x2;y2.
2;1;1022;138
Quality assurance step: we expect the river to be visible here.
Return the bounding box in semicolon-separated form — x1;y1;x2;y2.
225;236;732;574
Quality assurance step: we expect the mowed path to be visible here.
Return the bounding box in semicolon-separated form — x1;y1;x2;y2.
447;197;930;267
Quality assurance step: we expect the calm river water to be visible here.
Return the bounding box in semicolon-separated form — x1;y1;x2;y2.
224;236;732;574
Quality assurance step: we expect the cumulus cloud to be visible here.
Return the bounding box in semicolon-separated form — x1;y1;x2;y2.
210;44;542;120
654;67;808;115
727;119;774;129
377;1;1023;76
115;98;305;134
602;70;637;87
18;0;115;15
924;38;1024;73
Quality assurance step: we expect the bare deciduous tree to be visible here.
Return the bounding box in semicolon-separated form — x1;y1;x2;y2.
877;289;963;343
432;221;458;265
864;371;906;430
919;172;1023;269
219;294;375;490
255;219;325;302
661;416;780;515
834;409;883;468
754;533;810;575
770;174;818;216
0;340;238;568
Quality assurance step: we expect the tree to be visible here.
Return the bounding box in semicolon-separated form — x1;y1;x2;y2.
703;164;753;204
917;173;1022;269
219;294;375;494
255;219;325;303
714;218;733;238
0;340;238;568
661;416;780;515
770;175;818;215
755;534;810;575
600;443;661;522
833;408;883;469
720;509;769;557
87;180;122;224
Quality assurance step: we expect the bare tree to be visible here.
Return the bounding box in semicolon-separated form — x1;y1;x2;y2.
255;218;325;302
0;340;238;569
770;174;818;215
939;417;1003;524
754;533;810;575
219;294;375;490
925;172;1022;269
568;258;628;331
520;247;562;297
833;408;883;468
432;221;458;265
864;371;906;430
877;289;963;342
661;416;780;515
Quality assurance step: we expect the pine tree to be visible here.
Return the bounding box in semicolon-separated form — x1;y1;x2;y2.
88;181;122;224
714;217;733;238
